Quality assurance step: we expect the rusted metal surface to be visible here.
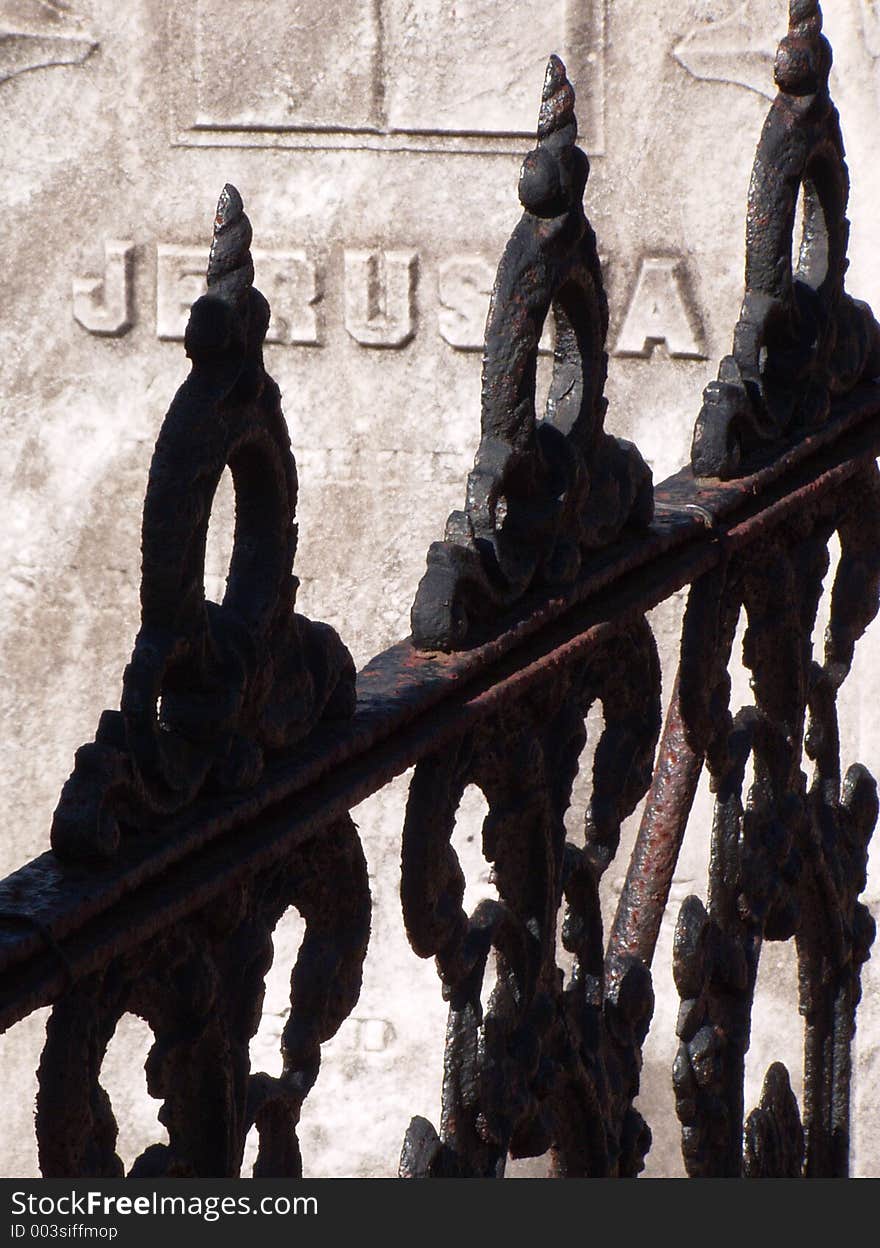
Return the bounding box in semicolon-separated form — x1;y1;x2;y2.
411;56;651;651
608;673;704;969
692;0;880;479
3;398;879;1030
35;814;368;1177
399;618;661;1176
51;186;356;863
398;1;880;1179
672;462;880;1176
0;0;879;1181
13;187;370;1178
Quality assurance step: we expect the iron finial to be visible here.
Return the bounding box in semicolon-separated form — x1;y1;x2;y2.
207;183;255;307
537;53;577;141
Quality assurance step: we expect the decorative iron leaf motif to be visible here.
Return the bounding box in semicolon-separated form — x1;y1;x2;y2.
51;186;356;861
398;619;661;1176
673;463;880;1176
691;0;880;479
36;816;369;1177
411;55;652;652
744;1063;805;1177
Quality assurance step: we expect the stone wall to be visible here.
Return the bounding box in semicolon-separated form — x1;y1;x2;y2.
1;0;879;1177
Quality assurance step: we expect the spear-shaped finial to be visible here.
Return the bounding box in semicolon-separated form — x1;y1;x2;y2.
537;53;577;143
207;183;255;307
789;0;821;27
518;54;585;216
775;0;829;96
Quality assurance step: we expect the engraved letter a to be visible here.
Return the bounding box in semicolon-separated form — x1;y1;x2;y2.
614;257;705;360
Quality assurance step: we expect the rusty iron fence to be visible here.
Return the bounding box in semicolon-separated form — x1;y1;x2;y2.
2;1;879;1178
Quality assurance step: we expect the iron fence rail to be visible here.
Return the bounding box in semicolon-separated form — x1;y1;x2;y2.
1;384;879;1037
1;0;879;1179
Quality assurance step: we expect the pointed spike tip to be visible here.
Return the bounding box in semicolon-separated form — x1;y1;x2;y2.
537;52;576;141
789;0;821;32
207;182;254;300
543;54;568;100
215;183;244;232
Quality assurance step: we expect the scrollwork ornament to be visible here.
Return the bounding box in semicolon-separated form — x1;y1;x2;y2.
692;0;880;479
52;186;355;861
399;620;661;1176
36;816;369;1177
673;464;880;1176
411;55;652;651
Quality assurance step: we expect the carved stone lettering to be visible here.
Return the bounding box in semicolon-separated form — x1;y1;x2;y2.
72;241;134;337
156;246;206;341
614;257;706;359
80;243;714;358
336;1018;397;1053
344;250;417;348
254;250;322;346
156;247;322;344
437;256;495;351
437;255;558;353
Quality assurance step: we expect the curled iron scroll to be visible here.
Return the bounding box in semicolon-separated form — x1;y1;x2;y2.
36;816;369;1178
692;0;880;479
671;466;880;1175
398;620;662;1177
411;56;652;652
52;187;355;860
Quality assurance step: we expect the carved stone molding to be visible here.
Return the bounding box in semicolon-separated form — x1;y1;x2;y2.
0;2;97;86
